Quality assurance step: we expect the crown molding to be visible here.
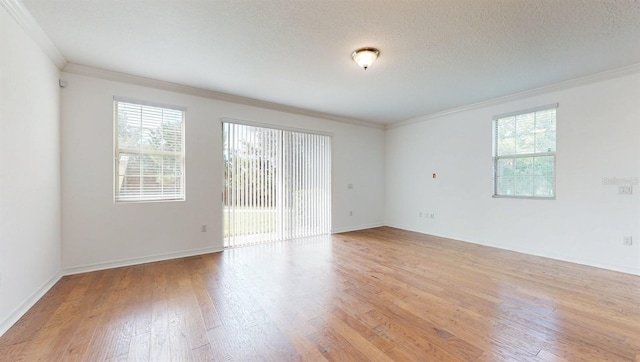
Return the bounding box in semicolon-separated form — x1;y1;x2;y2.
388;62;640;130
62;63;385;130
1;0;66;69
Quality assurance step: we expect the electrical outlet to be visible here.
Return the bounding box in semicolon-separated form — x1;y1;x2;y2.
623;236;633;245
201;225;207;232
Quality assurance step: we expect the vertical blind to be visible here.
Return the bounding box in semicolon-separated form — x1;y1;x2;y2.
223;122;331;247
114;98;185;202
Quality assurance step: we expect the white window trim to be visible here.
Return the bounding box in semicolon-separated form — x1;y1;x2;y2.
492;103;558;200
113;97;186;203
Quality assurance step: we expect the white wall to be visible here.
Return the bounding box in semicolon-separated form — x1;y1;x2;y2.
60;72;385;271
0;6;62;334
386;71;640;275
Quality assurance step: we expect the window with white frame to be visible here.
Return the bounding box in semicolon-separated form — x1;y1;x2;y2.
114;98;185;202
493;104;557;198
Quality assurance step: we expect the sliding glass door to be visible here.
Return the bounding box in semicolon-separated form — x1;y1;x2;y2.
223;122;331;247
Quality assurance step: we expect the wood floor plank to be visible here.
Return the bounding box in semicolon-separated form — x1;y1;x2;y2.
0;276;76;347
187;257;224;331
127;332;150;362
1;226;639;361
15;298;87;361
0;341;26;361
206;324;255;361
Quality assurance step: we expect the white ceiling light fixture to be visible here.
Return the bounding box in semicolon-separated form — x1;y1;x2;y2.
351;47;380;70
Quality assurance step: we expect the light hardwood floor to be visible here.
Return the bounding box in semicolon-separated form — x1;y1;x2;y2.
1;227;639;361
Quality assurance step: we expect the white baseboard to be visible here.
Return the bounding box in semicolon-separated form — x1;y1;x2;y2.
331;223;384;234
384;224;640;277
481;240;640;276
5;227;634;340
0;246;224;337
63;246;224;275
0;270;64;337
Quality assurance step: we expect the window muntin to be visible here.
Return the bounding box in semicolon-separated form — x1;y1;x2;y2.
493;105;556;198
114;98;185;202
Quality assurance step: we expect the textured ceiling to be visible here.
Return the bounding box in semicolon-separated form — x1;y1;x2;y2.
21;0;640;124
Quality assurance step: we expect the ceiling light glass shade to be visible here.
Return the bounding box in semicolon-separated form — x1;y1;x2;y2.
352;48;380;70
